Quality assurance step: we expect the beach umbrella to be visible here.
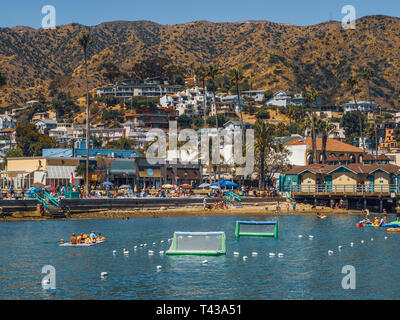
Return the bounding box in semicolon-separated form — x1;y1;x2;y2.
102;181;114;186
180;184;192;189
134;185;138;192
162;184;174;189
198;183;210;189
210;185;219;190
221;180;238;188
33;182;45;187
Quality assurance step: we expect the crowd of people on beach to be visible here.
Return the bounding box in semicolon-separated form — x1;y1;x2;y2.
60;231;106;245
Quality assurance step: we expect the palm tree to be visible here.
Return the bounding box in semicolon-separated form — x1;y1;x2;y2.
229;68;244;133
316;119;336;164
345;76;365;153
195;65;211;184
77;33;94;194
207;65;221;190
229;68;245;187
361;68;376;155
303;88;319;164
254;120;277;190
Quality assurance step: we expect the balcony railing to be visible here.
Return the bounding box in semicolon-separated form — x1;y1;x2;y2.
280;184;399;195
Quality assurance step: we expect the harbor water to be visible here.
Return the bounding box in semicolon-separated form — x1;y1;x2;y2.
1;214;400;299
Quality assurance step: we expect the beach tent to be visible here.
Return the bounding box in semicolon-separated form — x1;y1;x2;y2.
211;180;239;189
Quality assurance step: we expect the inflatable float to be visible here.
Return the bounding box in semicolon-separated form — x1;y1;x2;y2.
60;240;105;247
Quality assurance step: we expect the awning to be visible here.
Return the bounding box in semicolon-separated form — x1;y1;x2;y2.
47;166;82;179
138;168;161;178
177;169;201;180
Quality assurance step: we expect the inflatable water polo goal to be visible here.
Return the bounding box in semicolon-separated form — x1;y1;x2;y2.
165;231;226;256
235;221;278;238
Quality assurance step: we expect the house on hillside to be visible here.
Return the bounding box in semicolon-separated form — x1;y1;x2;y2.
283;137;364;165
265;90;303;107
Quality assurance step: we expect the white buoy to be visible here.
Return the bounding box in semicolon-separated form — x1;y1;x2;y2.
156;265;162;270
153;242;156;246
278;253;284;257
112;250;116;255
144;243;147;247
371;238;374;241
100;272;108;278
269;253;275;257
350;242;354;247
361;240;364;244
298;235;303;238
233;252;239;256
385;236;388;240
160;240;164;243
252;252;258;256
202;260;208;264
328;250;333;255
338;246;342;250
133;245;137;249
159;251;164;255
140;244;143;247
309;235;314;239
148;250;154;255
243;256;248;261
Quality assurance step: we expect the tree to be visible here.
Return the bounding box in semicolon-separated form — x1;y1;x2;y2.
361;67;377;155
341;111;367;145
15;122;58;156
254;120;279;190
207;65;222;189
75;162;95;181
77;33;94;194
91;135;103;149
195;65;209;128
229;68;244;138
345;76;364;152
103;137;135;150
303;88;319;164
0;70;6;89
177;114;192;129
316;119;336;164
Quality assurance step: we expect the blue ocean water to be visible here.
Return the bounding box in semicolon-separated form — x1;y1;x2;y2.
1;214;400;300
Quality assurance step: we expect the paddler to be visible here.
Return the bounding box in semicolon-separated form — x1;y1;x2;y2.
97;233;105;241
89;231;96;239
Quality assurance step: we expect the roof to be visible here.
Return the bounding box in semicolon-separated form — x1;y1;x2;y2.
284;163;400;175
284;137;363;153
47;165;82;179
363;154;390;161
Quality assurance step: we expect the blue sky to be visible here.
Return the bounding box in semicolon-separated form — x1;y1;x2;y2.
1;0;399;28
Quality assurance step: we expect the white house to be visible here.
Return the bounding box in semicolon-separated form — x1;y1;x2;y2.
0;114;15;131
343;100;378;113
241;90;265;102
160;87;213;116
265;90;303;107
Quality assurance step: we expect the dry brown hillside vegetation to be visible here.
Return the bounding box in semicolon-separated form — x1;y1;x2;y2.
1;15;400;108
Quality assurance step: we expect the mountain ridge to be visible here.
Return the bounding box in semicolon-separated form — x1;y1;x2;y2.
1;15;400;109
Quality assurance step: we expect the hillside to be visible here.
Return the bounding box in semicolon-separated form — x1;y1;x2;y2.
1;15;400;108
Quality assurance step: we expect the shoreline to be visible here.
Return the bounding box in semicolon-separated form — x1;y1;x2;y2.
0;205;365;221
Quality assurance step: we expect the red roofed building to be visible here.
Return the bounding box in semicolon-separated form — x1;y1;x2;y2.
284;137;364;165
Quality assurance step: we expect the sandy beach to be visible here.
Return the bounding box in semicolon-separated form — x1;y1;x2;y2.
0;202;357;221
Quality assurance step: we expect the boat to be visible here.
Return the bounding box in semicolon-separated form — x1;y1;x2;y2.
387;228;400;233
59;240;105;247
